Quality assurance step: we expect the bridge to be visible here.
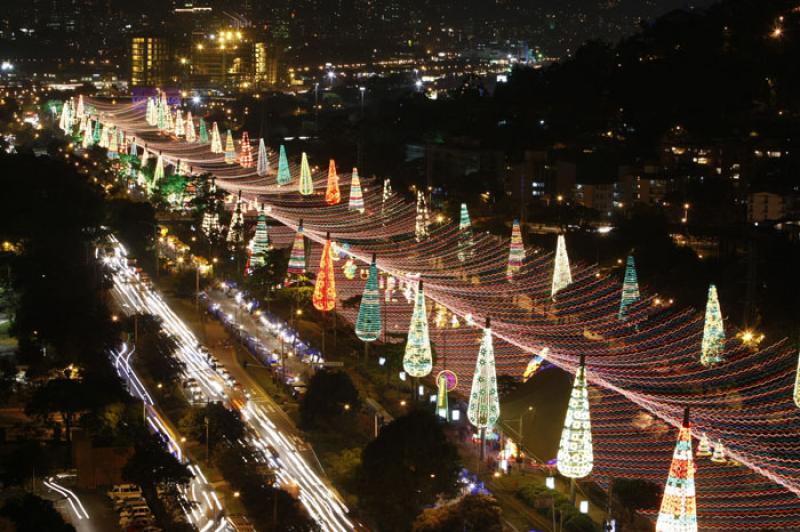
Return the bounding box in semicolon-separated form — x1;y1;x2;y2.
81;97;800;529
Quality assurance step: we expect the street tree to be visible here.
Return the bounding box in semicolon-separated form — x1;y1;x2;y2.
300;370;359;429
358;409;461;529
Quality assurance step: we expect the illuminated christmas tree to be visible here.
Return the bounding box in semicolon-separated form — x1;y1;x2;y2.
210;122;222;153
177;159;190;176
98;123;109;148
166;108;175;133
277;145;291;185
402;280;433;377
467;318;500;437
506;219;525;280
202;181;222;239
92;120;102;144
415;191;430;242
551;234;572;298
256;138;268;177
299;152;314;195
250;206;270;269
175;110;185;137
239;131;253;167
436;372;450;420
696;433;712;458
78;116;87;135
59;101;71;133
118;131;127;155
157;103;166;131
107;128;119;159
325;159;341;205
794;351;800;409
82;121;93;148
618;254;641;320
153;153;165;184
655;408;698;532
348;168;365;213
710;440;726;463
146;98;156;126
556;353;593;479
199;118;209;144
700;284;725;367
287;221;306;274
227;191;245;246
381;178;393;216
76;94;84;118
224;130;236;164
312;233;337;312
457;203;473;262
355;254;381;342
185;112;196;143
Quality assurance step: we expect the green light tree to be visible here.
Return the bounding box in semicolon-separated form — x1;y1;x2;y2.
618;254;640;320
250;206;270;269
277;144;291;185
355;255;381;343
457;202;473;262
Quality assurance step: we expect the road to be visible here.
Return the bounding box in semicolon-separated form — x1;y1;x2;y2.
104;236;355;532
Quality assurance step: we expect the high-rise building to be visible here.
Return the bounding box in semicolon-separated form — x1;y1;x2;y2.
190;28;277;90
131;36;171;87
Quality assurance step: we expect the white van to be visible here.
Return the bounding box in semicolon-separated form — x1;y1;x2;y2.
107;484;142;500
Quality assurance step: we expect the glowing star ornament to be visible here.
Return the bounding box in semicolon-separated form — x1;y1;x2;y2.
325;160;341;205
415;191;430;241
277;145;291;185
696;433;712;458
198;118;209;144
551;234;572;298
312;233;337;312
287;221;306;275
403;280;434;378
355;255;381;342
256;138;268;177
224;130;236;164
655;408;698;532
348;168;365;213
700;284;725;367
239;131;253;167
457;203;474;262
467;318;500;430
556;353;593;479
618;254;641;320
506;219;525;280
210;122;222;153
299;152;314;195
185;112;196;143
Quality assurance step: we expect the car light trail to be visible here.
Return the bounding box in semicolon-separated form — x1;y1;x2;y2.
104;236;354;532
44;476;90;520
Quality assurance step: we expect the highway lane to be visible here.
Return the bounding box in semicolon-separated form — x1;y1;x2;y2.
104;237;355;532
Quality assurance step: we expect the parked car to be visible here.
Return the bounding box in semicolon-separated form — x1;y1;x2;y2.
107;484;143;501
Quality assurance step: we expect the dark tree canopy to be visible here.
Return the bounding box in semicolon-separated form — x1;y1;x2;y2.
0;494;75;532
300;370;359;428
122;432;193;490
358;409;461;530
180;401;246;453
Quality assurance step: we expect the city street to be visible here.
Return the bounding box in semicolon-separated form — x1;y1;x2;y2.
105;237;355;532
